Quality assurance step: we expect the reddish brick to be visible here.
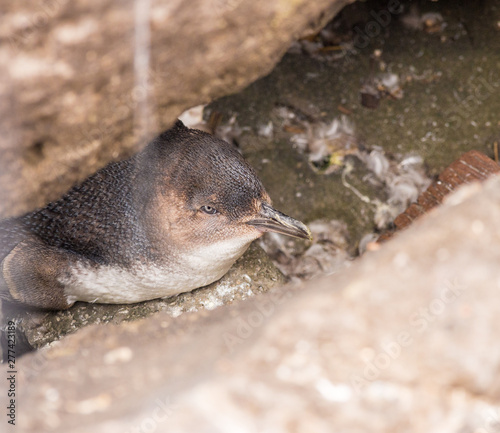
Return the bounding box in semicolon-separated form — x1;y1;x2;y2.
377;151;499;243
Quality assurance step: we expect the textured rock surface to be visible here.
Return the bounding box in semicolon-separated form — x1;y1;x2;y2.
10;174;500;433
0;0;352;217
3;242;284;351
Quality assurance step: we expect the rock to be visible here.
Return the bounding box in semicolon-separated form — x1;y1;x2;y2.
0;0;352;217
2;242;284;353
11;174;500;432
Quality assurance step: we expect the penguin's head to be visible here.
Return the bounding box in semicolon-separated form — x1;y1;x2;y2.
142;121;311;262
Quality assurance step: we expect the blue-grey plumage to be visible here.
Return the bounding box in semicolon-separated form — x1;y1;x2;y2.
0;120;311;309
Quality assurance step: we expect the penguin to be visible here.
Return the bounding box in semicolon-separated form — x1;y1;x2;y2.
0;120;311;309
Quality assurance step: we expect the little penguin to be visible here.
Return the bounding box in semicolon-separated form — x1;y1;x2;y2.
0;120;311;310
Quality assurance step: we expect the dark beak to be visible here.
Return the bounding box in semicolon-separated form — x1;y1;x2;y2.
246;203;312;240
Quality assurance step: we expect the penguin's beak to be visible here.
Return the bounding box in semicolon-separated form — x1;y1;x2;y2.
246;203;312;240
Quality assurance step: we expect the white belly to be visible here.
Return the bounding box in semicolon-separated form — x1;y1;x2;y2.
62;238;253;305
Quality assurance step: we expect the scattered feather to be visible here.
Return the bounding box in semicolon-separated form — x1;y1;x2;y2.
401;5;446;33
178;104;206;129
352;148;431;229
286;115;359;173
258;121;274;138
259;219;351;280
214;114;244;146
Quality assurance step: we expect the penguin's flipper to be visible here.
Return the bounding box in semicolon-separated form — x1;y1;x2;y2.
1;238;75;310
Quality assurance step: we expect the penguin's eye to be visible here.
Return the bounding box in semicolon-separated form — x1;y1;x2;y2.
200;205;218;215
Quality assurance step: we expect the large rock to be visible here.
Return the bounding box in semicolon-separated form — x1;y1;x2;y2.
0;0;352;217
10;174;500;432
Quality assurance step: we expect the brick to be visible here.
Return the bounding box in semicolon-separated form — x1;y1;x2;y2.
378;151;499;242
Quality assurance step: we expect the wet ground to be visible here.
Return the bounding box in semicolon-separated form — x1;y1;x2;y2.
208;0;500;246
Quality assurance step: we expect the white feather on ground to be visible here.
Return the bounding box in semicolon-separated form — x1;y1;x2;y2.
259;219;351;280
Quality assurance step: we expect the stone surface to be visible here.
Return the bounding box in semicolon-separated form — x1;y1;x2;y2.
2;242;284;351
8;174;500;433
0;0;352;218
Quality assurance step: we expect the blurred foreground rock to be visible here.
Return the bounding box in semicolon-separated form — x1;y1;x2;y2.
0;0;352;217
9;174;500;432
